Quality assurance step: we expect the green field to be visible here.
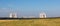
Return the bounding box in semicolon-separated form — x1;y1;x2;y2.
0;18;60;26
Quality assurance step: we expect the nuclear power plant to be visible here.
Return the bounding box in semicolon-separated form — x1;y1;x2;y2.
9;12;47;18
9;8;47;18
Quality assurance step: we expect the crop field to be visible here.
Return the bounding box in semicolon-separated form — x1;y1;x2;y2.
0;18;60;26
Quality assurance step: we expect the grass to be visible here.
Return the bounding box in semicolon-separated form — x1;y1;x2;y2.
0;18;60;26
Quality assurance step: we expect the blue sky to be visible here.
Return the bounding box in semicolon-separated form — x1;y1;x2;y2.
0;0;60;17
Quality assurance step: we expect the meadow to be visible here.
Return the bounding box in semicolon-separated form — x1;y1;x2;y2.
0;18;60;26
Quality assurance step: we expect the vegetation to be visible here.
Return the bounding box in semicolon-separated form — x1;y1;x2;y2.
0;18;60;26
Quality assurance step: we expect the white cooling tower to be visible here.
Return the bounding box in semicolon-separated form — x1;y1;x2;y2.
40;12;46;18
9;13;17;18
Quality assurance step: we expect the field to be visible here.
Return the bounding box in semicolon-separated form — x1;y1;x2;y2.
0;18;60;26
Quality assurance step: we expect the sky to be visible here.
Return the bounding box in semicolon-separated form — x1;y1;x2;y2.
0;0;60;17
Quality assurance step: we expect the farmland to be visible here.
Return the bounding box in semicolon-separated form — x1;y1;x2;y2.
0;18;60;26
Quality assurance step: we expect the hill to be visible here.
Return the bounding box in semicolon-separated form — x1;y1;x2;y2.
0;18;60;26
